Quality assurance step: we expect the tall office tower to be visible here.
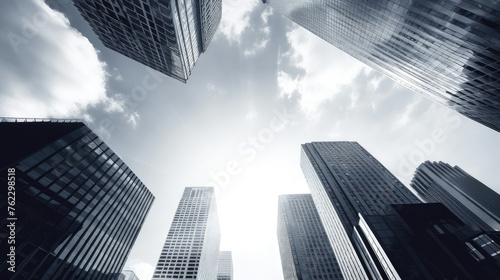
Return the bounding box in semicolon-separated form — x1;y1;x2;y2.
354;203;500;279
152;187;220;279
0;118;154;280
262;0;500;132
119;270;140;280
300;142;421;279
217;251;233;280
73;0;222;83
277;194;344;280
411;161;500;231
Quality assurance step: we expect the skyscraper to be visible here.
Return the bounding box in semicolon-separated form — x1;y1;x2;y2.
277;194;343;280
0;118;154;280
411;161;500;231
119;270;140;280
300;141;421;279
73;0;222;83
354;203;500;279
152;187;220;279
217;251;233;280
263;0;500;132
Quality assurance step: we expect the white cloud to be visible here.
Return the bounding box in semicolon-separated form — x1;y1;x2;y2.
277;26;369;120
242;5;273;56
225;2;271;57
243;37;269;56
261;5;273;24
104;95;126;113
395;95;423;128
127;111;140;127
368;73;384;91
0;0;125;121
113;68;124;81
276;71;299;98
219;0;260;43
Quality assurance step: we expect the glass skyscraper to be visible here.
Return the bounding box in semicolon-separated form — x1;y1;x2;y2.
119;270;141;280
152;187;220;279
277;194;343;280
73;0;222;83
217;251;233;280
354;203;500;279
263;0;500;132
300;142;421;279
0;118;154;280
411;161;500;231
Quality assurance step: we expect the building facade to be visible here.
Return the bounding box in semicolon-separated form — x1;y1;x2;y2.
74;0;222;83
353;203;500;280
411;161;500;231
119;270;140;280
152;187;220;279
0;118;154;280
300;142;421;279
277;194;344;280
263;0;500;132
217;251;233;280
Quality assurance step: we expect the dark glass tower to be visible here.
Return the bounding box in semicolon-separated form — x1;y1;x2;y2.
277;194;344;280
354;203;500;279
0;118;154;280
263;0;500;132
73;0;222;83
152;187;220;280
411;161;500;231
300;142;421;279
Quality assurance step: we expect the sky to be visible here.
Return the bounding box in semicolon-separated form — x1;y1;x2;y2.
1;0;500;279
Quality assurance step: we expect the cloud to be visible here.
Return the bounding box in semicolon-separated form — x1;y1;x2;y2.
242;6;273;56
217;1;271;56
0;0;124;120
277;26;369;120
317;69;421;132
395;94;424;128
113;68;123;81
261;5;273;25
127;111;141;127
243;37;269;56
219;0;260;43
276;70;299;98
243;6;273;57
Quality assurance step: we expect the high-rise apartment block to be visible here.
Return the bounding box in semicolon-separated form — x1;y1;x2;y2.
277;194;343;280
217;251;233;280
411;161;500;231
152;187;220;279
300;142;421;279
0;118;154;280
263;0;500;132
73;0;222;83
